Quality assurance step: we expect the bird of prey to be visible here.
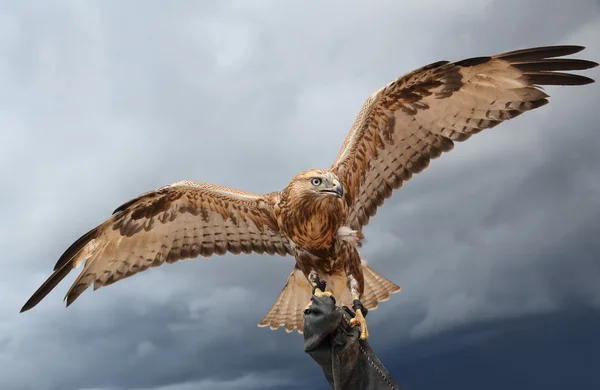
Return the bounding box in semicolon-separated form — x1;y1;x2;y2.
21;45;597;340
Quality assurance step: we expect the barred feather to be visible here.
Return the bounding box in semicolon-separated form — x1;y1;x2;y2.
258;260;400;333
331;45;597;230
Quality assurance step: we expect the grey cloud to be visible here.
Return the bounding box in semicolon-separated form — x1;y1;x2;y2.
130;372;295;390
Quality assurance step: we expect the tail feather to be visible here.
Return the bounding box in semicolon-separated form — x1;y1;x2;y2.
258;260;401;334
258;266;311;333
361;260;402;309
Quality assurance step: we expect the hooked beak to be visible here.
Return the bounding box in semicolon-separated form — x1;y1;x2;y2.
320;182;344;198
333;183;343;198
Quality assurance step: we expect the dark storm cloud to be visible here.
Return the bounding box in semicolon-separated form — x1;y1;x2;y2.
1;1;599;389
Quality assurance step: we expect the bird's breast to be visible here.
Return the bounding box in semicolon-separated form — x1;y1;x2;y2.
276;196;345;251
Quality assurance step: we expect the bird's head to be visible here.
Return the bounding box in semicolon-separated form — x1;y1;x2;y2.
286;169;344;200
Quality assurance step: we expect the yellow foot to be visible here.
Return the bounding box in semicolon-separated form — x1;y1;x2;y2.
314;289;333;299
305;288;333;311
350;308;369;340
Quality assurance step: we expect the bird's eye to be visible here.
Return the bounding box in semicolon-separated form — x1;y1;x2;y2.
311;178;322;186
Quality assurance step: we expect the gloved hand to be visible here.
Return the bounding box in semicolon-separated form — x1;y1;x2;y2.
303;294;400;390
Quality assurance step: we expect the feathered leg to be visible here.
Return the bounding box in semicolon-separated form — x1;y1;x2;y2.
348;274;369;340
308;270;327;294
305;270;333;311
293;248;333;311
348;273;369;340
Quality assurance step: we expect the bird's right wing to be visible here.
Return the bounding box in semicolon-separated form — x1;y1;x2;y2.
21;180;292;312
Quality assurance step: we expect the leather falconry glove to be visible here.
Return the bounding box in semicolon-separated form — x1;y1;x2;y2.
303;294;401;390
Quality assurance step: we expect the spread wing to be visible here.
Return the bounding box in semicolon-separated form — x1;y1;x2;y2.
330;45;598;231
21;180;291;312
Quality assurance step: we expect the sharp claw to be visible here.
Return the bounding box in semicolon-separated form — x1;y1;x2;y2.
315;289;331;297
312;277;327;295
350;308;369;340
307;285;335;312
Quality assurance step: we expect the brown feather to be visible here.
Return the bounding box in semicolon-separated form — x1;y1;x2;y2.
21;180;292;312
511;58;598;72
53;226;101;271
275;169;345;251
494;45;585;61
20;263;73;313
258;260;400;333
331;45;598;230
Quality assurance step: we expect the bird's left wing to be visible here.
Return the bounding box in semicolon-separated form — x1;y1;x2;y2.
330;45;597;231
21;180;291;312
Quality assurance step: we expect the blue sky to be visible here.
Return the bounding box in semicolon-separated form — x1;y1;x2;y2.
2;1;599;389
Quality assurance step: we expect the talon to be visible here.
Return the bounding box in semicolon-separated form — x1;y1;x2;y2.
312;277;327;295
314;289;335;303
315;289;332;298
304;290;334;314
350;308;369;340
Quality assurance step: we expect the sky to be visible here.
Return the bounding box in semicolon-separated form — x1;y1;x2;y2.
1;1;599;389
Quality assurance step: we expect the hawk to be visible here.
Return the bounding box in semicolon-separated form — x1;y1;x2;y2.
21;45;597;339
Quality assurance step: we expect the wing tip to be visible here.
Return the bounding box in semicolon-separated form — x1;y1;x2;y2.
19;301;34;313
526;72;596;86
65;294;76;307
575;75;596;85
20;264;74;313
543;45;586;56
497;45;588;61
572;59;598;70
